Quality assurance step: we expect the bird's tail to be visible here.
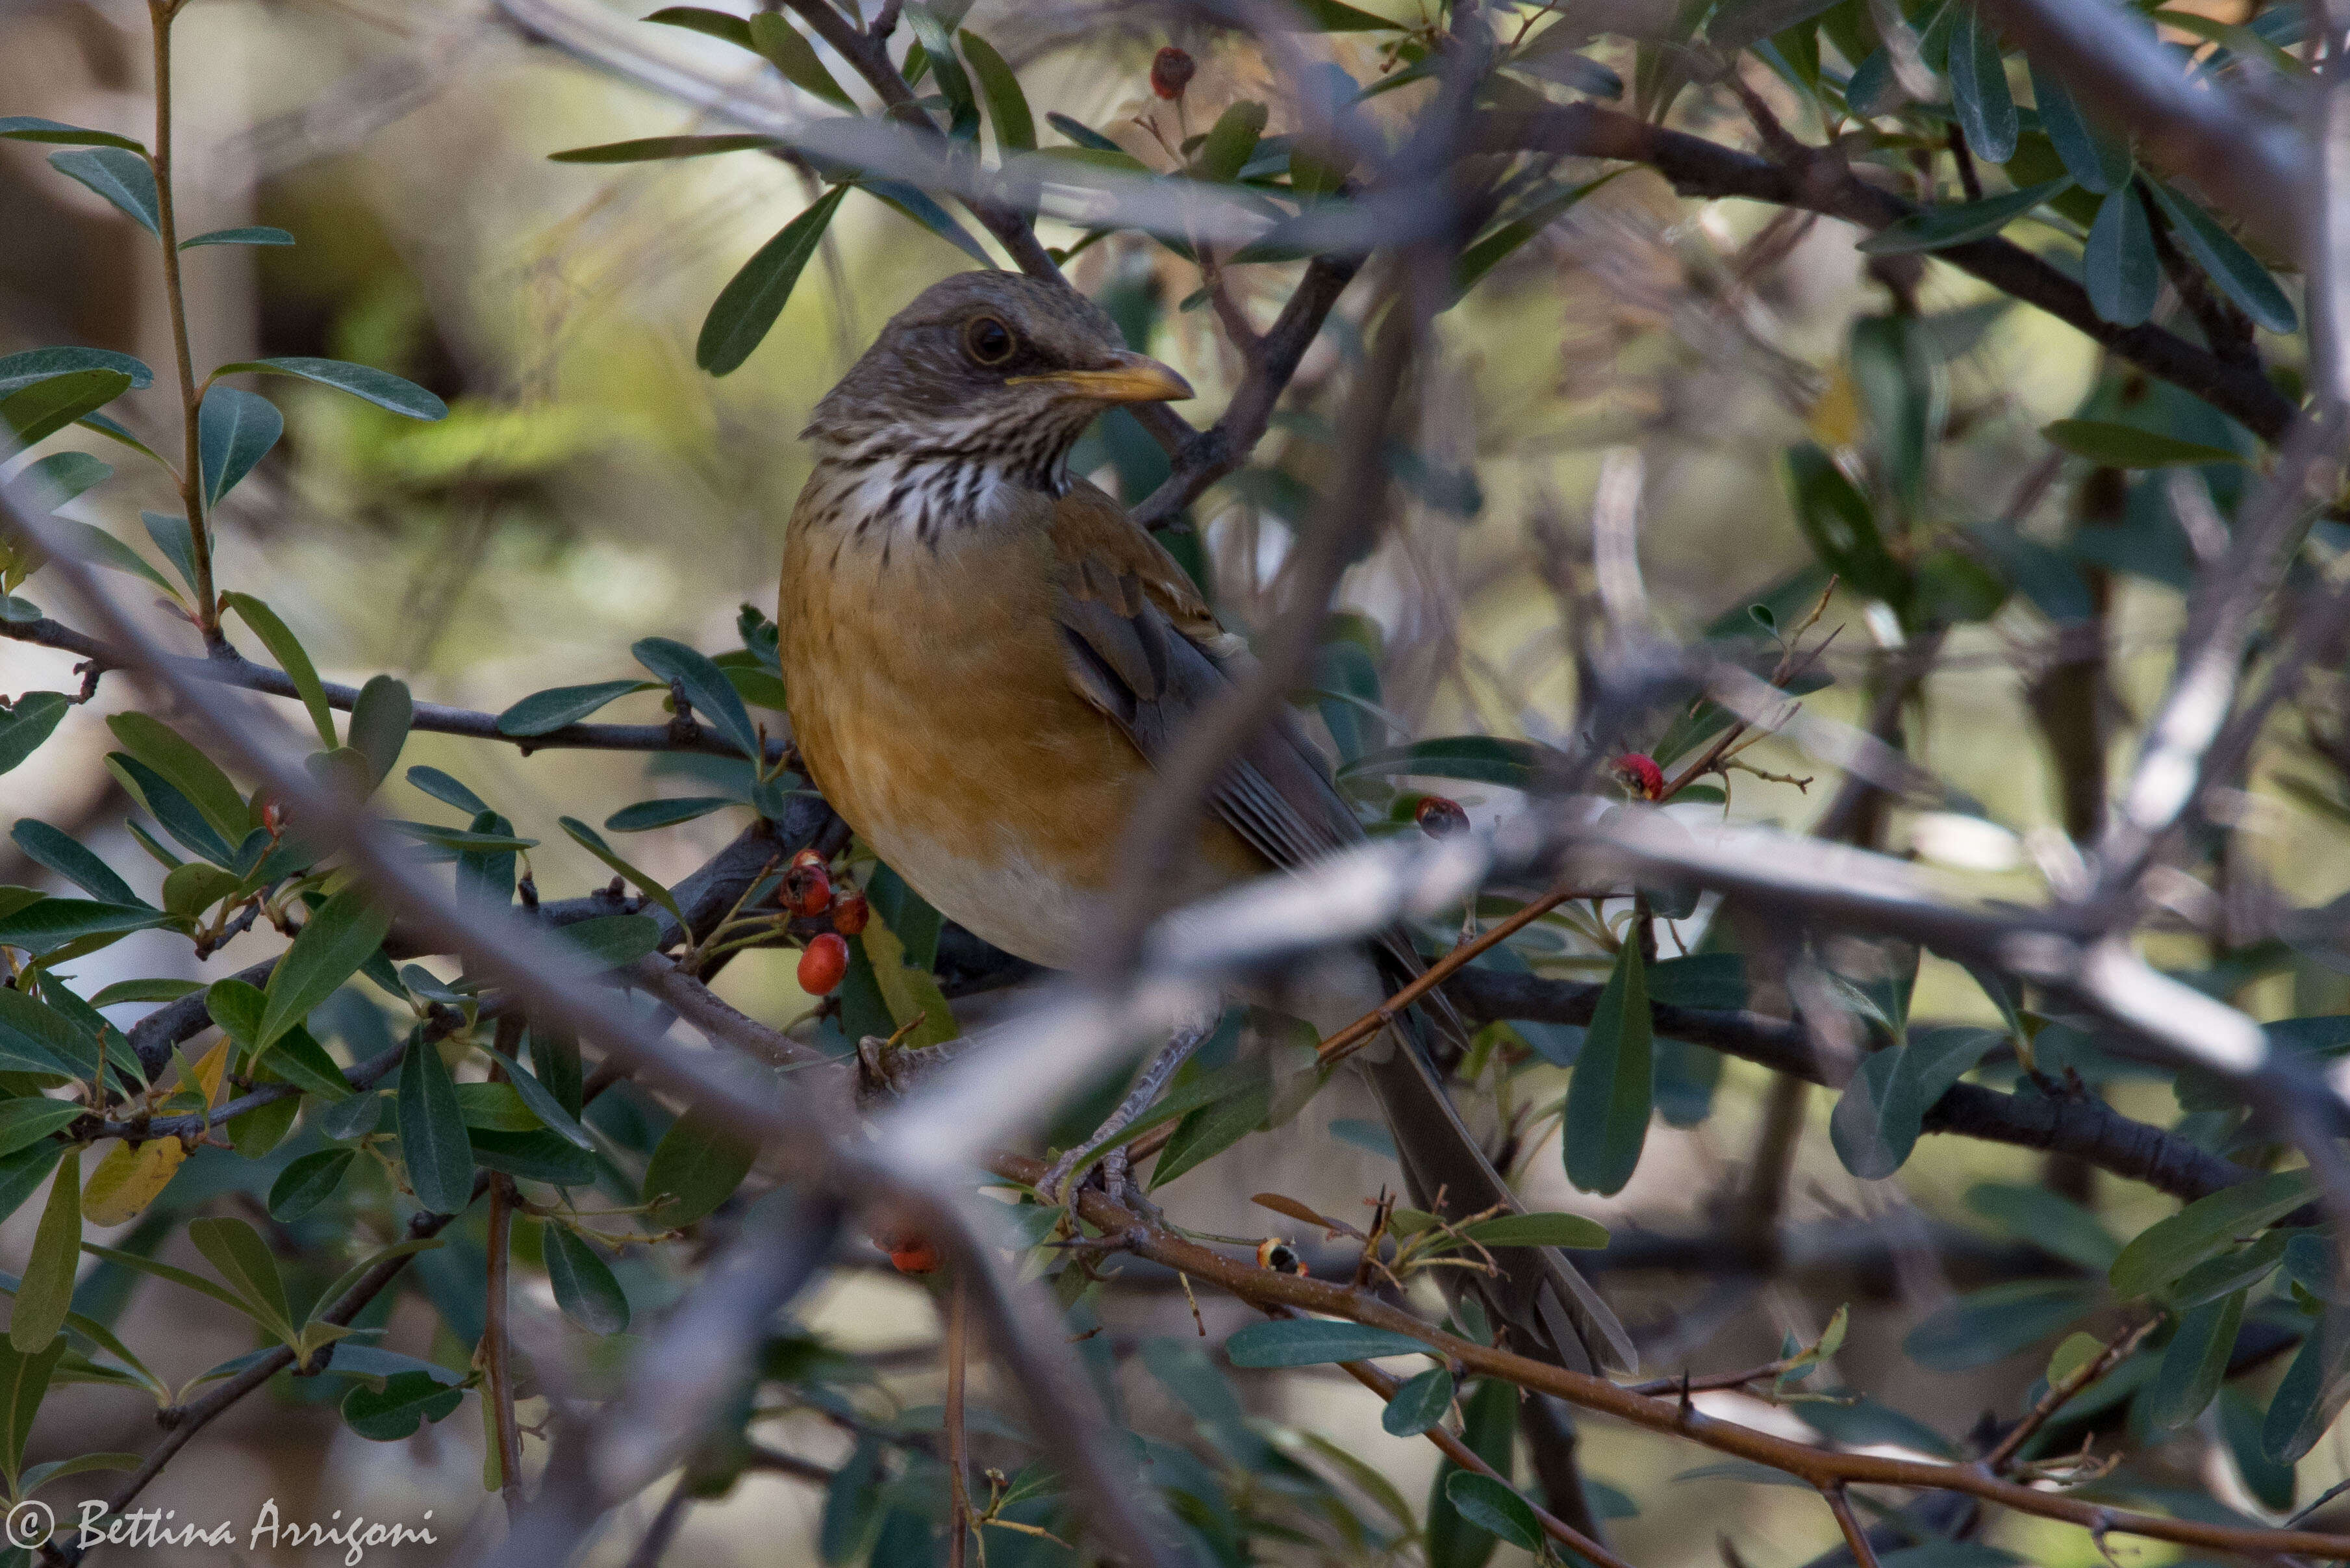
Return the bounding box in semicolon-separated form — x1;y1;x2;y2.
1352;963;1636;1377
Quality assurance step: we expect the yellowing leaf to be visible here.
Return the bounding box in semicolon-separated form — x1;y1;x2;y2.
1808;363;1860;451
186;1038;229;1109
82;1137;187;1227
859;906;958;1051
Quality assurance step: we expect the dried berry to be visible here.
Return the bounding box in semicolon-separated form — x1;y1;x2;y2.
798;931;849;995
1612;752;1665;800
1414;794;1469;837
1151;45;1196;100
783;848;832;917
1255;1237;1307;1275
830;887;870;936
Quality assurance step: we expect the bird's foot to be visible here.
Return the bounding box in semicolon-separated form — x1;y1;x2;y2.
1098;1147;1167;1228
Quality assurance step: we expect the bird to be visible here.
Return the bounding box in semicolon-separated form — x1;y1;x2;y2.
778;270;1630;1374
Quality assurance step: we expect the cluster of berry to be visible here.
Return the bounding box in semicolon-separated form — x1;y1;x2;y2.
782;848;868;996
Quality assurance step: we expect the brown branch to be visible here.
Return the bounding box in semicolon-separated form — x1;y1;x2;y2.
994;1151;2350;1562
485;1167;527;1513
1822;1486;1883;1568
1480;105;2299;443
1317;879;1589;1065
1980;1318;2158;1472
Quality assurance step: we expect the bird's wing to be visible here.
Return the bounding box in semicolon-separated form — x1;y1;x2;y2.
1044;483;1634;1374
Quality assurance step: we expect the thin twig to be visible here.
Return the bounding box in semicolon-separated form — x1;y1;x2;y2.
946;1272;973;1568
1822;1485;1883;1568
1318;880;1589;1065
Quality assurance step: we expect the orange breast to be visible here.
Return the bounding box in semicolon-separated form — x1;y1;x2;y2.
779;501;1259;969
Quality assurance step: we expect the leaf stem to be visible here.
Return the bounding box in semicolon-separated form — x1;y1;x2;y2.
144;0;216;642
484;1170;526;1512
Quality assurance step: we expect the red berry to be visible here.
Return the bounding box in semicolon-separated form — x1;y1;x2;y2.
1150;45;1196;100
784;848;831;917
884;1234;941;1274
1612;752;1664;800
798;932;849;995
830;887;870;936
1414;794;1469;837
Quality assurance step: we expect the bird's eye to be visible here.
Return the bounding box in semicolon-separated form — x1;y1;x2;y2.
963;315;1017;366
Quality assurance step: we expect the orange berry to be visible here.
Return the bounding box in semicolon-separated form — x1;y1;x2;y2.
798;932;848;995
830;888;870;936
1612;752;1665;800
1414;794;1469;837
1150;45;1195;100
886;1235;941;1274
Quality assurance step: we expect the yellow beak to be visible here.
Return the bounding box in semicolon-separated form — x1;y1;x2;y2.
1009;351;1194;403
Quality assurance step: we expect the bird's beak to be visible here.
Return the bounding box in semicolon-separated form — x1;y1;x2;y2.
1009;351;1194;403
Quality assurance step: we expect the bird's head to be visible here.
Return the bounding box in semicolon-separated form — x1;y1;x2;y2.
803;271;1193;492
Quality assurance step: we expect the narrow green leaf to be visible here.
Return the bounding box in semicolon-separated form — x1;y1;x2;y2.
29;515;180;601
853;178;994;266
2264;1307;2350;1463
0;348;151;398
479;1048;592;1150
1947;4;2017;162
139;511;198;598
902;5;978;135
494;679;653;737
1903;1278;2096;1370
259;886;396;1050
47;148;158;236
544;1226;630;1333
8;821;139;906
643;5;755;49
1450;173;1621;300
0;896;169;957
2146;182;2299;333
196;385;283;507
1335;735;1562;789
556;818;684;927
747;14;856;108
212;358;446;421
557;913;663;970
1225;1319;1431;1367
2147;1287;2246;1428
604;797;735;832
631;637;762;761
2028;62;2128;192
268;1147;355;1221
223;592;335;749
0;1330;67;1487
642;1106;757;1228
1458;1212;1610;1249
2041;418;2241;468
403;766;490;816
179;225;294;248
698;184;849;375
1148;1072;1272;1190
1564;939;1652;1195
548;133;780;163
959;30;1033;151
0;694;71;779
1196;100;1270;184
11;1147;78;1352
2111;1170;2316;1300
0;117;143;151
2084;186;2158;327
1965;1182;2119;1270
1;368;132;451
1382;1365;1454;1435
396;1037;475;1216
0;1101;87;1160
6;448;112;511
186;1216;292;1335
1858;179;2067;255
1443;1472;1543;1552
105;713;247;844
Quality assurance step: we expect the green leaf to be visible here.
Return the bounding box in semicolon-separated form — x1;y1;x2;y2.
257;1024;355;1102
902;5;978;136
0;1101;85;1161
397;1037;475;1216
1564;939;1651;1195
698;184;850;375
212;357;446;421
0;991;92;1077
1451;172;1621;300
494;679;653;737
469;1127;597;1186
2145;1287;2245;1428
1947;4;2017;162
1196;100;1269;184
1442;1472;1543;1552
959;30;1033;151
643;1107;757;1228
347;675;412;790
1148;1070;1272;1190
747;14;855;108
0;1330;66;1489
1044;111;1124;152
1902;1278;2097;1370
105;713;247;844
2110;1170;2316;1300
1381;1365;1453;1435
2041;418;2243;468
404;766;490;816
6;448;111;511
260;886;395;1051
1784;441;1906;604
179;225;294;248
342;1369;462;1441
632;637;763;763
108;753;234;865
47;148;158;235
604;797;735;832
643;5;753;47
1964;1182;2119;1270
0;117;143;151
548;133;780;163
544;1226;630;1334
2083;186;2159;328
1458;1212;1610;1249
10;1147;77;1352
557;913;663;970
1224;1319;1432;1367
0;695;70;779
1336;735;1561;789
852;178;994;267
1289;0;1402;25
268;1147;355;1221
27;514;181;601
1858;179;2067;255
139;511;197;598
479;1048;593;1150
2264;1307;2350;1462
1428;1378;1515;1568
1830;1026;2004;1179
185;1215;292;1336
2028;62;2128;192
221;594;335;750
8;822;138;907
456;1081;540;1132
2;368;132;451
196;385;282;507
2147;182;2298;333
0;896;170;957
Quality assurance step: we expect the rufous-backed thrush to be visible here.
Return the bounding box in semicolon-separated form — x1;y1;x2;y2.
779;272;1628;1373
